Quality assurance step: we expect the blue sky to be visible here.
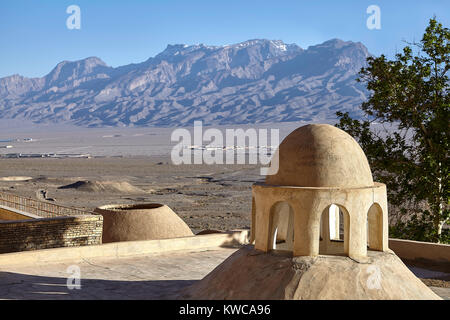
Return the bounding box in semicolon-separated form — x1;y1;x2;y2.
0;0;448;78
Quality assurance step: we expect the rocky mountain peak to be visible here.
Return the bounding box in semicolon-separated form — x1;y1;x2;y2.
44;57;111;88
0;38;370;127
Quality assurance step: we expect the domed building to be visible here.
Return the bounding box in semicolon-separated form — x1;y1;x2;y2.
250;124;387;260
94;203;193;243
182;124;441;300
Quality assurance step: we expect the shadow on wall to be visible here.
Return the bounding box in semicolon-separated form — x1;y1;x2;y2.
0;216;103;254
0;271;195;300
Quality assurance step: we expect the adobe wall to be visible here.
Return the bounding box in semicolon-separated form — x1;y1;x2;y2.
389;238;450;266
0;230;250;266
0;215;103;253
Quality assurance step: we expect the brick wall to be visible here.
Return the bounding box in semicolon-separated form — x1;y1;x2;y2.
0;191;93;218
0;215;103;253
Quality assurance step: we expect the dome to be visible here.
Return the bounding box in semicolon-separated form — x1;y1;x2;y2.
94;203;194;243
265;124;373;188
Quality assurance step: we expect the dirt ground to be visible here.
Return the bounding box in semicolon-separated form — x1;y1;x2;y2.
0;156;262;234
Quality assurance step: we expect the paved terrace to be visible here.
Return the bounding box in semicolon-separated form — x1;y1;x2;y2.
0;247;237;300
0;244;448;300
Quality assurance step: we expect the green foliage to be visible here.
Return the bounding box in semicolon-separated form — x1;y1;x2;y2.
336;18;449;243
389;211;449;243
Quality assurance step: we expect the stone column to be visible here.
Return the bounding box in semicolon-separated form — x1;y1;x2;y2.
250;195;256;244
292;192;321;257
253;191;272;252
320;206;330;254
368;204;383;251
375;184;389;252
346;202;367;259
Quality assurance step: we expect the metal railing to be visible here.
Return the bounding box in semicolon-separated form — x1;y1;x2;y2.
0;191;94;218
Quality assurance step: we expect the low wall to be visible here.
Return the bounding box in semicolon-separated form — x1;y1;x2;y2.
0;206;33;221
0;191;93;218
0;191;101;253
0;229;250;266
389;238;450;270
0;215;103;254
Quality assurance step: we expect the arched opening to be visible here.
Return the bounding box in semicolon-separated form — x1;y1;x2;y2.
319;204;349;256
367;203;383;251
268;201;294;251
328;204;343;240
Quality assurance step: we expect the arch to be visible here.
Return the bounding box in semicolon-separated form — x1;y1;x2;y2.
319;204;350;256
268;201;294;251
367;203;383;251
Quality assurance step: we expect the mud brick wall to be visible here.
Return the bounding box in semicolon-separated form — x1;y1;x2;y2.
0;215;103;253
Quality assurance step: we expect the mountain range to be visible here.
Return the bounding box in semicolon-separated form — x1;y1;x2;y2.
0;38;370;127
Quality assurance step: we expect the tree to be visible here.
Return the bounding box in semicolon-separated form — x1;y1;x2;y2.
336;18;449;243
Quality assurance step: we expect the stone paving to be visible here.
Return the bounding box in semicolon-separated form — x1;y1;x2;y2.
0;248;238;300
0;247;448;300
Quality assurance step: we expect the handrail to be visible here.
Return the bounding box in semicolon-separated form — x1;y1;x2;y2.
0;191;94;218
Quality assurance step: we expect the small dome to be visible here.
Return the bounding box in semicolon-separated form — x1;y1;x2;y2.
94;203;194;243
266;124;373;188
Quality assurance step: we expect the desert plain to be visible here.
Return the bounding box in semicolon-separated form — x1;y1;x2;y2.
0;156;261;234
0;122;299;233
